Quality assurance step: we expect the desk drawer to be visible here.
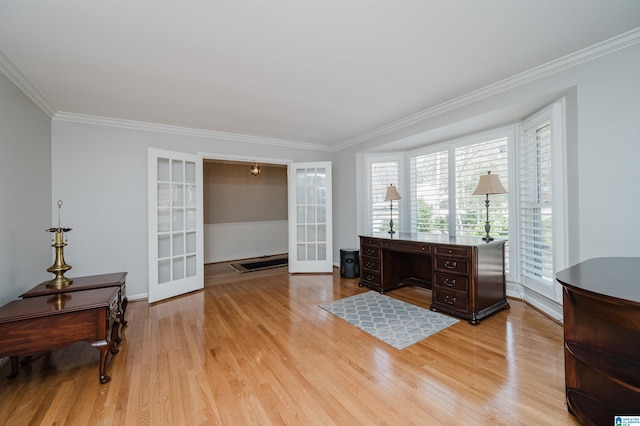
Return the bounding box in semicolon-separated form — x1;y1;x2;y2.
435;257;469;274
361;258;380;272
434;272;469;292
360;237;381;247
434;245;470;258
361;246;380;258
361;271;381;285
433;291;469;313
381;240;431;254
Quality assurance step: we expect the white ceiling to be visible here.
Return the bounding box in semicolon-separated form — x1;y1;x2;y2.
1;1;639;149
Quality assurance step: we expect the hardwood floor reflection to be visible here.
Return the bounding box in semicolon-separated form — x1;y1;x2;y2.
0;263;579;425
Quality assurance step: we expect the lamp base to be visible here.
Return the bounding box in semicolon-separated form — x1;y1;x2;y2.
482;220;493;242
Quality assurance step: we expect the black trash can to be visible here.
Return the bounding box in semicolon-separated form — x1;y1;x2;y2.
340;249;360;278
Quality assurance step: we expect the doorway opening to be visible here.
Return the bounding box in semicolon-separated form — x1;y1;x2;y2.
203;158;289;268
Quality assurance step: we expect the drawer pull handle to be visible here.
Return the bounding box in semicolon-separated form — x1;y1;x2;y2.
366;262;375;268
366;274;375;281
366;250;374;256
443;278;456;287
444;295;457;305
448;249;453;254
444;261;457;269
421;247;426;251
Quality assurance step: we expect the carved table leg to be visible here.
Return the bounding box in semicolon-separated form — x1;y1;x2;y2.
7;356;19;379
92;340;111;384
114;316;123;345
120;296;128;326
110;319;121;355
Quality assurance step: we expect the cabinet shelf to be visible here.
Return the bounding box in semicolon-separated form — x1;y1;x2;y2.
566;389;621;426
566;341;640;393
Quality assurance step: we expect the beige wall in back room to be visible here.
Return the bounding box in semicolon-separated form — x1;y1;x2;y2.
204;162;288;224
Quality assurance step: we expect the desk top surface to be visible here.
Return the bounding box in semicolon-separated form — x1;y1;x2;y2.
556;257;640;305
361;233;506;247
21;271;127;298
0;287;119;323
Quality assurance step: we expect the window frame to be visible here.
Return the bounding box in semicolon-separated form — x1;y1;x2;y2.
363;153;406;235
514;99;568;302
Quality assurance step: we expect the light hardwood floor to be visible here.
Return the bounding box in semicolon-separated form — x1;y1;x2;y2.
0;263;579;425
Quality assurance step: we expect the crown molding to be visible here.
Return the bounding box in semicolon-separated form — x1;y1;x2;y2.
332;27;640;152
3;26;638;153
52;112;332;152
0;49;57;117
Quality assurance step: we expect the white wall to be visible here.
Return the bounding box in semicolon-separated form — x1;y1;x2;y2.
51;120;329;299
573;46;640;259
331;42;640;270
0;71;52;305
204;221;288;263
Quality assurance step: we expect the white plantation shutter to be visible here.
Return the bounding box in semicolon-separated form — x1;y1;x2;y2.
410;150;449;234
454;138;509;238
369;159;400;233
519;120;554;290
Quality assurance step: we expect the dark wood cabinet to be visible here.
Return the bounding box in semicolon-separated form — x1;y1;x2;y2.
21;272;128;329
359;233;509;324
556;257;640;425
0;287;120;384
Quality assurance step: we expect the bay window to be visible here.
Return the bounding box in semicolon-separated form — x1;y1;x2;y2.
363;98;567;305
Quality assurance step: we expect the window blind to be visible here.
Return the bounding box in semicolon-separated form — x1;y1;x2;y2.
370;160;400;233
410;150;449;234
519;121;554;287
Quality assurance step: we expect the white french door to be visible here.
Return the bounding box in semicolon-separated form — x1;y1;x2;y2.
288;162;333;273
148;148;204;303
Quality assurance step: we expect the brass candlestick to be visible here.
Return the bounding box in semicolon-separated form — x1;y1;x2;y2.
46;200;73;289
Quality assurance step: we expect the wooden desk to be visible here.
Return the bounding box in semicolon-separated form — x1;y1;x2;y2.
0;287;120;384
21;272;128;341
359;233;509;324
556;257;640;425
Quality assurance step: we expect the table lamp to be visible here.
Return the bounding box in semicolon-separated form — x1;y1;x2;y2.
472;171;507;241
384;184;401;235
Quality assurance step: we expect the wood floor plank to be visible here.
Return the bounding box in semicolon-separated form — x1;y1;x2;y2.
0;263;580;425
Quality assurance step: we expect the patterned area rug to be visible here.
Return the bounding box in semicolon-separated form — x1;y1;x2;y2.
320;291;458;350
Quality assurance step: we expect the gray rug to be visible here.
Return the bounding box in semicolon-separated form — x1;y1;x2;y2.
320;291;458;350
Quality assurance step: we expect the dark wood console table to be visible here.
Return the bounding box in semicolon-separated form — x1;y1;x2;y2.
21;272;128;341
359;233;508;324
556;257;640;425
0;287;120;384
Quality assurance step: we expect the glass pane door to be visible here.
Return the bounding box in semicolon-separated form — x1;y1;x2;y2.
148;148;203;303
288;162;333;273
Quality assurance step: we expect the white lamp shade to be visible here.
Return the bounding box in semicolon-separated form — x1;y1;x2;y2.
384;184;401;201
472;172;507;195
